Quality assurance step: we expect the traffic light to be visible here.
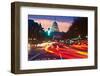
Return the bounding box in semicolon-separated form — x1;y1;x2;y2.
47;28;51;36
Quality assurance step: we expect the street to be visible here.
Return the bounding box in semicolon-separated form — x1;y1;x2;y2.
28;41;88;60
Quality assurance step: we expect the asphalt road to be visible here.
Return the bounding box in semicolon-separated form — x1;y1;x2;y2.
28;42;88;61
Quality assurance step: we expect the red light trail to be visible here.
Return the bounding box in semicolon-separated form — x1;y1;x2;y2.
44;42;88;59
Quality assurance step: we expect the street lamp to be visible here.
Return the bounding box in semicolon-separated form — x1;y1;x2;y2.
47;28;51;36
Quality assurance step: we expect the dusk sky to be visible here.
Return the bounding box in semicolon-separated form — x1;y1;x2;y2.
28;15;77;32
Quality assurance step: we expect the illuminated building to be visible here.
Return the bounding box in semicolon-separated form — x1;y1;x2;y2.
50;21;59;32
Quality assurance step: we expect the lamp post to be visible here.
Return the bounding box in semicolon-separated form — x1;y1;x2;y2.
47;28;51;36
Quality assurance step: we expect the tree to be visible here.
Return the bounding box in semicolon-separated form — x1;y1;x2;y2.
66;17;88;39
28;19;45;43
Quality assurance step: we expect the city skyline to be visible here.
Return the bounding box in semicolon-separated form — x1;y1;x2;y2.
28;15;77;32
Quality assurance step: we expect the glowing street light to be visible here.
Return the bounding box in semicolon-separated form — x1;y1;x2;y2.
47;28;51;36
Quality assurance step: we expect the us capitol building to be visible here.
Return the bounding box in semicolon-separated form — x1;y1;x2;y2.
47;21;62;40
